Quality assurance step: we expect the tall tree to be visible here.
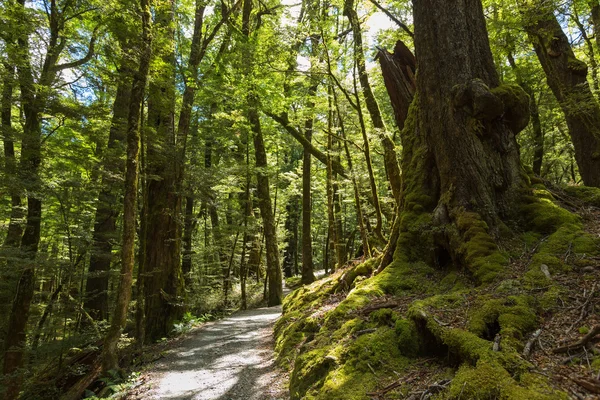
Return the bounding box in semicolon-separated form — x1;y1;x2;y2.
242;0;282;305
3;1;98;396
102;0;153;370
84;40;132;322
380;0;531;283
343;0;402;205
141;0;184;341
524;2;600;187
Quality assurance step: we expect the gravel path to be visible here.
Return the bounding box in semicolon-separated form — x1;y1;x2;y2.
131;305;288;400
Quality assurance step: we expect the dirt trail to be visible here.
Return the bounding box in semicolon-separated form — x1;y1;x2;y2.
131;305;288;400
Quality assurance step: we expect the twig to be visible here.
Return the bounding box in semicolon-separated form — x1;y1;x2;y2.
567;283;597;333
553;325;600;354
523;329;542;358
353;328;377;338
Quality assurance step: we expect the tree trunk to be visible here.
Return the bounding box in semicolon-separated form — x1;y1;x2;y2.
378;0;530;284
344;0;402;205
182;196;195;288
301;76;318;284
102;0;152;372
3;1;47;394
283;195;300;278
84;64;131;322
352;65;385;242
142;0;186;342
249;108;282;305
0;60;23;344
242;0;282;305
506;51;544;176
2;63;23;248
525;4;600;187
375;41;415;272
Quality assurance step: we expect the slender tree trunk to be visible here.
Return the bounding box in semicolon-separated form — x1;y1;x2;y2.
333;88;370;259
506;51;544;176
84;61;132;322
283;195;300;278
344;0;402;205
182;196;195;288
301;75;318;284
352;66;385;242
572;6;600;93
0;60;23;344
3;2;47;394
2;63;23;248
102;0;152;371
242;0;282;305
525;3;600;187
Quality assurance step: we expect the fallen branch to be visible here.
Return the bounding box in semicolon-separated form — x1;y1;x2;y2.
553;325;600;354
570;376;600;394
359;301;400;314
366;375;417;398
522;329;542;358
353;328;377;338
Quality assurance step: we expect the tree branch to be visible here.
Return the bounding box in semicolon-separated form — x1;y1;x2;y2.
52;25;99;72
264;110;347;177
368;0;414;38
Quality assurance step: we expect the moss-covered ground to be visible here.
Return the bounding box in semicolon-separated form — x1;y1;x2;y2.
275;185;600;399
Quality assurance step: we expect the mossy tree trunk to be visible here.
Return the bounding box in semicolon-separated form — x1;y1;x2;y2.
142;0;185;342
84;48;132;322
380;0;531;282
524;3;600;187
102;0;152;370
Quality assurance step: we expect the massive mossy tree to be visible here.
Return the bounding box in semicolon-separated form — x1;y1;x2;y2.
395;0;530;280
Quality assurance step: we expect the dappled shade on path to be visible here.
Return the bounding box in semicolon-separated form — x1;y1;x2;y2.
133;306;286;400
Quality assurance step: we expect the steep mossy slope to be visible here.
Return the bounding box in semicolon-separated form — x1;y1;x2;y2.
275;186;600;399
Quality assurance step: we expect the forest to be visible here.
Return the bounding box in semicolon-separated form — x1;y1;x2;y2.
1;0;600;398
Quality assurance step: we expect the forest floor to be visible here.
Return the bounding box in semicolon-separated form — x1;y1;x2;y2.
127;305;289;400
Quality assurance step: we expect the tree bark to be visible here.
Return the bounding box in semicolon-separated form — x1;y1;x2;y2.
84;61;132;322
142;0;185;342
102;0;152;372
344;0;402;205
378;0;530;281
525;4;600;187
242;0;282;305
506;51;544;176
1;62;23;248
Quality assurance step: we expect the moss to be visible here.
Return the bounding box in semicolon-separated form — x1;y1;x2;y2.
490;83;530;134
455;211;508;283
395;318;421;357
340;258;377;289
519;194;580;233
564;185;600;207
495;279;522;295
301;327;411;400
447;359;567;399
370;308;397;326
468;296;537;346
289;346;336;399
539;285;562;312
